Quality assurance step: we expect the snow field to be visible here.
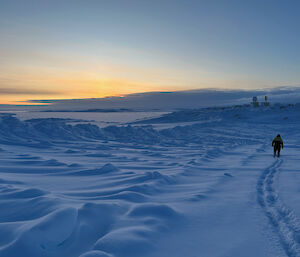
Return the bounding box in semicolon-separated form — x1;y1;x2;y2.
0;105;300;256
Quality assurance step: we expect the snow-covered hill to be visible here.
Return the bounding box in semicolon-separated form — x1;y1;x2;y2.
0;104;299;257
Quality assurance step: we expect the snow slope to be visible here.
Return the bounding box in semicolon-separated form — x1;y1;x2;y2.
0;104;299;257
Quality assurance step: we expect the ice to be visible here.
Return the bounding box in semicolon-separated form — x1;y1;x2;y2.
0;104;299;256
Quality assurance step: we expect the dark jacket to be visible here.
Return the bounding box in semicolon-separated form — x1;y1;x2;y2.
272;136;283;149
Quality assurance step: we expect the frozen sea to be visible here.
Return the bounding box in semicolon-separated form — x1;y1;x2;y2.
0;105;299;257
6;111;169;127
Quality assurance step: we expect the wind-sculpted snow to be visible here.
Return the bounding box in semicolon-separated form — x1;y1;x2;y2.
1;105;300;256
0;111;263;146
0;155;182;257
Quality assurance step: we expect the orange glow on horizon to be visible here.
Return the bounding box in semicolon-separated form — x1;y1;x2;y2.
0;57;282;106
0;72;187;105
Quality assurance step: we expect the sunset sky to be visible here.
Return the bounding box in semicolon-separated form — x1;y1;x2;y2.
1;0;300;104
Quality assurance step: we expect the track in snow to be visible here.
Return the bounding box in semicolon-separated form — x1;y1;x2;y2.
257;159;300;257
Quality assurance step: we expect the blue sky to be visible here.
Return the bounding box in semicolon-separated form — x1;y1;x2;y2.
1;0;300;104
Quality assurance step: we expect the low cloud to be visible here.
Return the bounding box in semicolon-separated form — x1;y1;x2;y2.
20;87;300;111
25;99;61;103
0;87;60;95
2;86;300;111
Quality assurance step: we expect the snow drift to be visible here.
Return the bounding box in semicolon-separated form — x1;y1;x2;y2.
0;104;300;257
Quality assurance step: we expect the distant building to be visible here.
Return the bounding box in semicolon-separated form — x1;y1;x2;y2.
252;96;259;107
264;96;270;106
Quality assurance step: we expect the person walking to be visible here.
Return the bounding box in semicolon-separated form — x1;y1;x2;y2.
272;134;283;157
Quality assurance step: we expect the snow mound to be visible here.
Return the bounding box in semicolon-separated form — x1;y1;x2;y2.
0;203;121;257
98;163;120;174
94;227;152;257
72;163;119;176
79;250;114;257
128;203;180;220
0;188;46;199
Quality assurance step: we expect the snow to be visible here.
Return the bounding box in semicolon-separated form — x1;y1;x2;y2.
13;111;169;127
0;104;299;257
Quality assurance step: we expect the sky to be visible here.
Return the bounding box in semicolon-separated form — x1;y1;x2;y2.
1;0;300;105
